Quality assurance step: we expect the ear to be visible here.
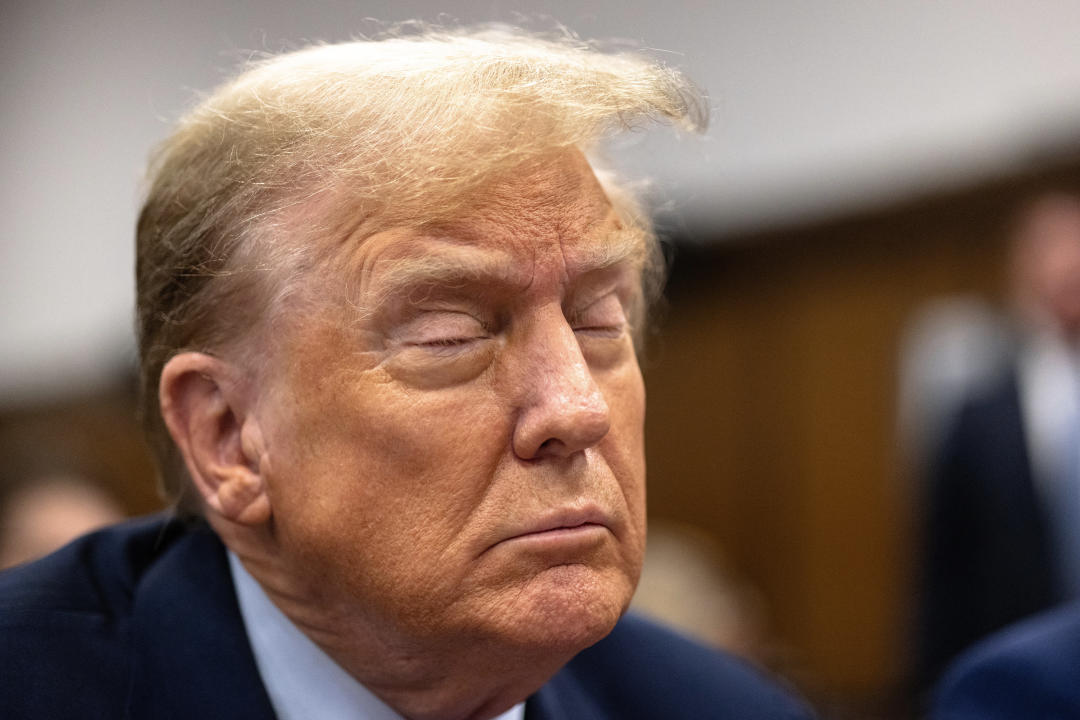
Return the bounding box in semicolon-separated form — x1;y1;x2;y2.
159;352;271;526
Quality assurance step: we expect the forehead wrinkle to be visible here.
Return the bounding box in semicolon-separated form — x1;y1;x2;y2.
347;222;648;319
357;242;529;316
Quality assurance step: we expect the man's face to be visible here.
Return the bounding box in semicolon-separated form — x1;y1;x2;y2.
1018;195;1080;336
252;150;647;655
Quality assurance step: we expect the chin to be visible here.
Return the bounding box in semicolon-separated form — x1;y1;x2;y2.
493;563;633;654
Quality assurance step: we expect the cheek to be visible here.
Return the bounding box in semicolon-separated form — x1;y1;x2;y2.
610;362;646;464
264;362;511;596
602;366;648;543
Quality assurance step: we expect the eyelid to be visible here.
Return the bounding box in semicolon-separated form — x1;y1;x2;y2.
391;309;492;348
569;291;629;331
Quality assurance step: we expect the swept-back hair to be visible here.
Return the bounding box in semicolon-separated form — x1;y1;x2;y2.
136;24;706;511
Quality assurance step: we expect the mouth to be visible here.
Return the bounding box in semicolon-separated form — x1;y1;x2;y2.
487;506;614;554
508;521;606;541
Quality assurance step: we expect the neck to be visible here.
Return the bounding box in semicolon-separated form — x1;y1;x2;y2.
220;524;569;720
270;580;566;720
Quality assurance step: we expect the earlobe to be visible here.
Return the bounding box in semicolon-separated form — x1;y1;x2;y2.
159;352;271;526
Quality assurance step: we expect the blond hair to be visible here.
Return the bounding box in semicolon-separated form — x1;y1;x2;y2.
136;25;706;511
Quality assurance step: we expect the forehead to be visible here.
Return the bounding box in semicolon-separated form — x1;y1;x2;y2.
338;152;648;296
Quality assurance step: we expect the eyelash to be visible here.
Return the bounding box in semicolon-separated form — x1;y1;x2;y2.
573;322;627;338
420;336;481;348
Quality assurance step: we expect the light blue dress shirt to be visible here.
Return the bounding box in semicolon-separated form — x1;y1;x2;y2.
229;552;526;720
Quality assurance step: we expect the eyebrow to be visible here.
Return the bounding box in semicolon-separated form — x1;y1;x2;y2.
568;226;651;274
360;226;649;313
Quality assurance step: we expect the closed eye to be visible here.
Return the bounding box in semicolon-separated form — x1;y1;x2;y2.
421;337;472;346
569;293;628;338
573;323;626;338
412;334;490;354
394;310;493;351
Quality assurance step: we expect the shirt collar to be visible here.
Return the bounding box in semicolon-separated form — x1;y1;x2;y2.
229;551;525;720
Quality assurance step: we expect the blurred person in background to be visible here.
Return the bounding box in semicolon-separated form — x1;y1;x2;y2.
0;474;123;570
918;190;1080;690
0;430;126;569
0;26;813;720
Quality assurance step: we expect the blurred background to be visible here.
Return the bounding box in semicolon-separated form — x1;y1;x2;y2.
7;2;1080;717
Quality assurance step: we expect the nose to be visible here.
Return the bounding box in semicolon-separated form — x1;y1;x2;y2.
511;311;612;461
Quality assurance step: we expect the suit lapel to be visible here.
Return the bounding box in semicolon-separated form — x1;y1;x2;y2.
126;523;277;719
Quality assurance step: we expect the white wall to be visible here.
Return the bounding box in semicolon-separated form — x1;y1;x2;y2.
5;1;1080;402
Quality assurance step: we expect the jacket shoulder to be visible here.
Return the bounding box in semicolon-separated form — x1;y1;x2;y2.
538;614;813;719
932;603;1080;720
0;515;195;719
0;515;184;617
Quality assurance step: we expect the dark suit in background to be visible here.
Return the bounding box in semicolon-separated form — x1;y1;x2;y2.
0;517;813;720
918;366;1063;688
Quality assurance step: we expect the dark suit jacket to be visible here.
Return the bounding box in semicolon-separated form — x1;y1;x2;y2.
932;602;1080;719
918;367;1063;688
0;516;812;719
